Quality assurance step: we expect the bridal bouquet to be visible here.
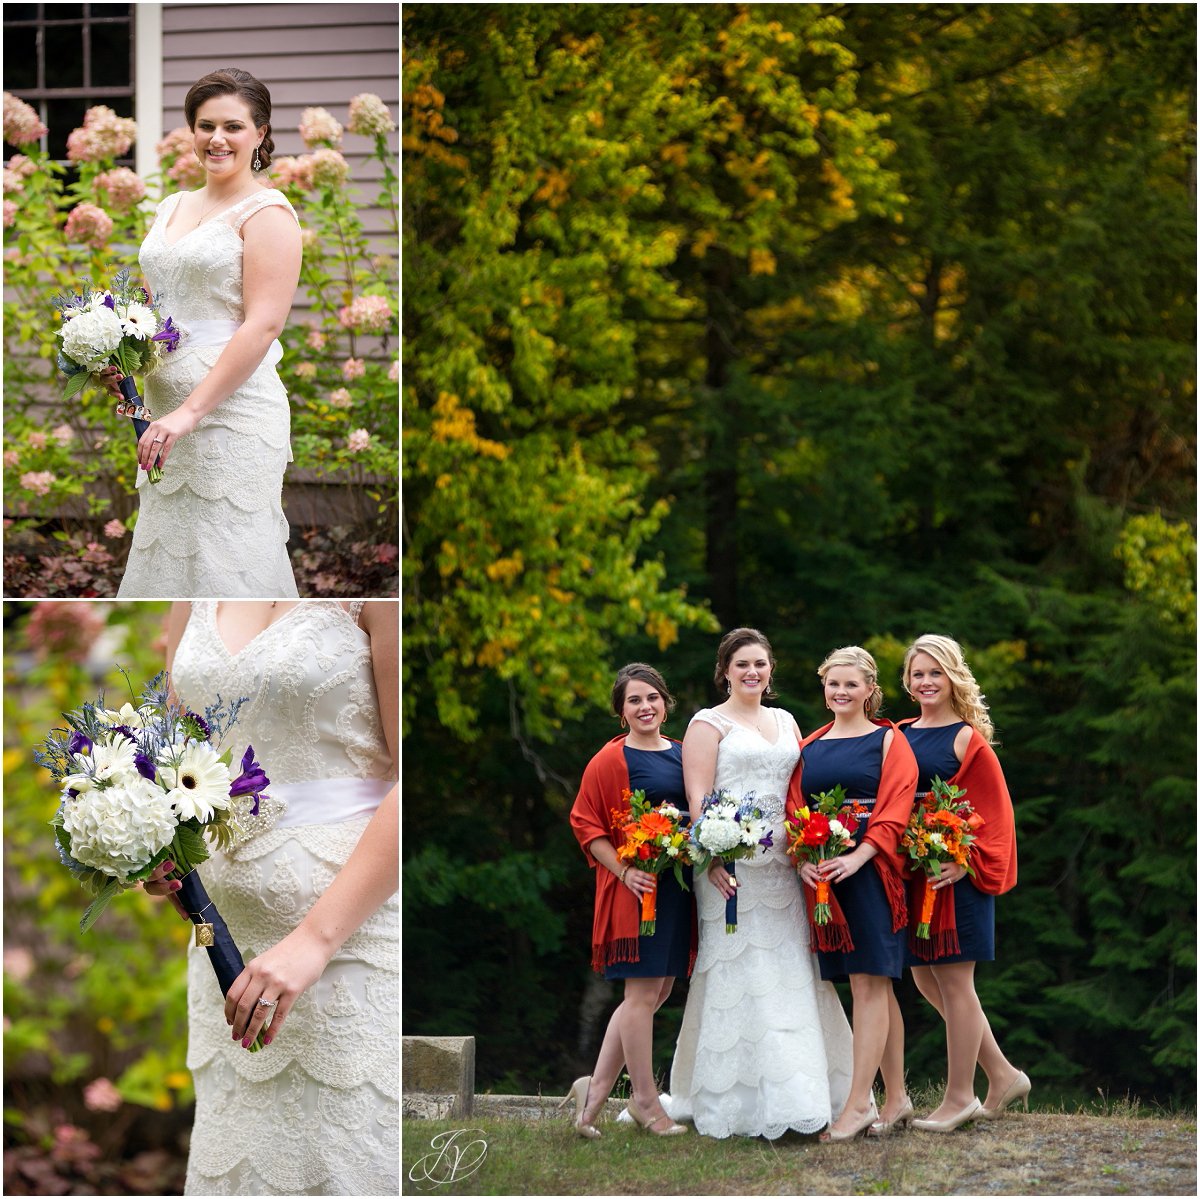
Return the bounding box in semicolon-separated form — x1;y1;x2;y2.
784;785;868;925
53;268;181;484
37;670;273;1050
688;790;774;933
610;789;691;935
900;777;984;938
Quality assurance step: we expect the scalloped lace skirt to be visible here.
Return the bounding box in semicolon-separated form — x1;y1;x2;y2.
117;346;298;599
665;847;854;1139
184;815;398;1195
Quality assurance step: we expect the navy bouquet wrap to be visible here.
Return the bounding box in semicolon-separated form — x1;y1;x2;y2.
116;374;165;482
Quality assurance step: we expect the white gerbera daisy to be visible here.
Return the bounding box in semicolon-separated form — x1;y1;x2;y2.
158;740;231;823
63;736;139;793
101;702;151;729
120;303;156;339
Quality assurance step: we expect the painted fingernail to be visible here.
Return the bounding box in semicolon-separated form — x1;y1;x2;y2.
170;881;181;891
163;860;175;872
241;1037;251;1049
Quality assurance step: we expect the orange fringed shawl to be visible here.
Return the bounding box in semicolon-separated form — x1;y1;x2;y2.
785;720;919;954
898;720;1018;961
569;734;697;976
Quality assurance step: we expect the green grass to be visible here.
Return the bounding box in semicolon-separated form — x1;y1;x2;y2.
403;1107;1197;1196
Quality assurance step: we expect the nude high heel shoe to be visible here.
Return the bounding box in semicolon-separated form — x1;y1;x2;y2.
820;1100;879;1143
912;1097;981;1132
868;1097;914;1137
558;1075;601;1139
626;1095;687;1136
977;1070;1031;1119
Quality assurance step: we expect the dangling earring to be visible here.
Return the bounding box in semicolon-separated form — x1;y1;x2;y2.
253;144;262;171
725;680;731;696
619;715;628;729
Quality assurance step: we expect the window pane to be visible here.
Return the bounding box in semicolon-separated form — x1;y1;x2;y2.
4;5;41;21
44;22;84;89
90;19;131;87
4;27;38;91
53;4;85;19
45;98;89;160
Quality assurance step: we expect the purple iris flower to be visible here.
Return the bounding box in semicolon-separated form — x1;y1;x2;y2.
67;731;92;756
152;316;181;353
229;746;270;815
133;750;157;782
758;829;774;850
102;294;116;310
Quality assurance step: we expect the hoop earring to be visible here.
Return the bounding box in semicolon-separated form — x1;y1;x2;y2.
253;144;262;171
619;716;628;729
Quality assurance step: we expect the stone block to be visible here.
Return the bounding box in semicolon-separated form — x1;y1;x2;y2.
402;1035;475;1118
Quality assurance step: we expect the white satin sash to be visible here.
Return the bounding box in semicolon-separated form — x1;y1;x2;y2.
181;318;283;369
269;776;393;830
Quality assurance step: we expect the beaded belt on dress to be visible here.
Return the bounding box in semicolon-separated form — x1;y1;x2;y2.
179;319;283;369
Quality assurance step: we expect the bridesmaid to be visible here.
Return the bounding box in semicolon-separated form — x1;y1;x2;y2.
786;646;918;1142
565;664;694;1138
898;634;1026;1132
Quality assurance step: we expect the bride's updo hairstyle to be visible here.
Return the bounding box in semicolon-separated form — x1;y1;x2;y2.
818;645;883;719
902;633;996;745
611;663;676;718
184;67;275;170
713;627;778;699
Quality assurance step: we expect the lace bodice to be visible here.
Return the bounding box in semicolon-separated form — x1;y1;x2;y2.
172;601;393;785
140;188;299;328
691;707;800;860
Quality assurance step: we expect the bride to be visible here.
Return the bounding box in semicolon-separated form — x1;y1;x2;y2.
107;67;302;598
144;600;398;1194
665;628;854;1138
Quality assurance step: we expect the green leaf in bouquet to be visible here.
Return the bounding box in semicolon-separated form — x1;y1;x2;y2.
169;821;211;876
80;879;120;933
63;370;90;400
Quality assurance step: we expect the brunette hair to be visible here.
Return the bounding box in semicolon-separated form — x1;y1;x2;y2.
184;67;275;169
902;634;996;744
713;628;777;698
818;645;884;719
610;663;676;717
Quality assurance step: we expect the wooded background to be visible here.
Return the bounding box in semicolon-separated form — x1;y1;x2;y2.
402;4;1195;1107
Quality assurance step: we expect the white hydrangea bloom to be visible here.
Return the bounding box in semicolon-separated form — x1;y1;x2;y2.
60;306;124;367
62;778;176;879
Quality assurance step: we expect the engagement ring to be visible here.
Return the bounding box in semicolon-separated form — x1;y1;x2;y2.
257;997;278;1009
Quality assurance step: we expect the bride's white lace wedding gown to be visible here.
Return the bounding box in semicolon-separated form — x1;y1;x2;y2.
117;187;300;598
665;707;854;1138
172;601;398;1194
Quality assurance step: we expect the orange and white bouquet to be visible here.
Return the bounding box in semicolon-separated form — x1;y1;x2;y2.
611;789;691;935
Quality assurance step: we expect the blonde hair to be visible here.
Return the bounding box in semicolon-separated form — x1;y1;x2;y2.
817;645;883;719
902;634;995;744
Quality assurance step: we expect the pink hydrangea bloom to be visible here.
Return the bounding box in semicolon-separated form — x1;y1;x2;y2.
103;519;126;539
20;470;55;496
388;360;400;383
3;92;48;146
306;329;327;351
341;358;366;381
83;1077;122;1113
27;431;46;449
337;295;392;334
347;93;396;138
346;428;371;453
299;107;343;148
2;200;16;228
64;202;113;248
95;167;146;213
51;424;73;444
293;361;317;380
329;388;353;409
66;105;136;162
270;155;314;192
309;148;350;189
7;153;37;178
3;449;19;468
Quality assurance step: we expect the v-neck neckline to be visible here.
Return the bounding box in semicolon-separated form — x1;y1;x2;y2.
160;188;263;250
725;707;781;746
210;601;303;661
